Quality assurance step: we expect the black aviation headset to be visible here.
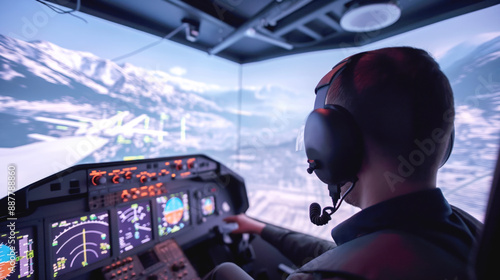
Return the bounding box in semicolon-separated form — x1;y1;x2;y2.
304;52;454;226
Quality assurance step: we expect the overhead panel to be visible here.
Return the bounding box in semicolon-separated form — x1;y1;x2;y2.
40;0;500;63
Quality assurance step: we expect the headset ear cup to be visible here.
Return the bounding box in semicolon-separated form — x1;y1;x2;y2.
439;128;454;168
304;104;363;185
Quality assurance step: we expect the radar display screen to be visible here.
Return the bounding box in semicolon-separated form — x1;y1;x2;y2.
0;227;35;280
156;192;190;237
50;212;110;278
117;201;152;254
201;196;216;216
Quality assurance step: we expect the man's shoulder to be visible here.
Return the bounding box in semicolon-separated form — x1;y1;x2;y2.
296;230;468;280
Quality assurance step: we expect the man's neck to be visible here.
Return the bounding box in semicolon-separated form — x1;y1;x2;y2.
355;165;437;209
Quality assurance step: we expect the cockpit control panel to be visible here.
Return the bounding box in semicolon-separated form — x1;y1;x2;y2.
0;155;248;280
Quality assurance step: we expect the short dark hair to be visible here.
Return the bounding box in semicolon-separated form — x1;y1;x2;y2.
326;47;454;175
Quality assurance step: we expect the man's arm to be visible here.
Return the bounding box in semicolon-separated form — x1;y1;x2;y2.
224;214;336;267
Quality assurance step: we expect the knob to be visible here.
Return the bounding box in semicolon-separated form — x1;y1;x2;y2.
140;176;150;184
171;263;181;272
124;193;131;199
112;175;124;184
93;175;107;185
125;171;133;180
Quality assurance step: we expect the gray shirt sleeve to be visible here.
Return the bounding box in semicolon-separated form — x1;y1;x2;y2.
260;224;336;267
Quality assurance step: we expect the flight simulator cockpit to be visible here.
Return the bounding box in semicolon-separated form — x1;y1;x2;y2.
1;0;500;279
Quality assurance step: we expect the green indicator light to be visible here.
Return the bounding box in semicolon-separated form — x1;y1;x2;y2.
117;135;131;144
55;125;68;130
124;155;145;161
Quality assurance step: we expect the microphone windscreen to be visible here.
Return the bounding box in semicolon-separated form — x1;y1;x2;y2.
309;202;322;223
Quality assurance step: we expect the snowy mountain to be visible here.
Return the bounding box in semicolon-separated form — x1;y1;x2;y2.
0;34;225;114
0;34;240;168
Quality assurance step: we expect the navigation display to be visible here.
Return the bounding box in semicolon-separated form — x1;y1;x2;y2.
156;192;190;237
117;201;152;254
0;227;35;280
201;196;216;216
50;212;110;278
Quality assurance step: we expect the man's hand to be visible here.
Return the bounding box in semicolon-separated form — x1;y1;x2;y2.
223;214;266;235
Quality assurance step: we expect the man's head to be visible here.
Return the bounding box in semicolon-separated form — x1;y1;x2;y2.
318;47;454;207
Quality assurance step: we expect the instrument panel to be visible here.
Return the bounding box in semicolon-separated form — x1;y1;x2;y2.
0;154;248;280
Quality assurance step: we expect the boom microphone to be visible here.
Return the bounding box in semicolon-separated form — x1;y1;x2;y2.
309;180;358;226
309;203;334;226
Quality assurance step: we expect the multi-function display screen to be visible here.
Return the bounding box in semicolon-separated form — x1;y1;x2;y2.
50;212;110;278
156;192;190;237
0;227;35;280
201;196;216;216
117;201;152;254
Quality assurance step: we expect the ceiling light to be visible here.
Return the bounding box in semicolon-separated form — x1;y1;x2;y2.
340;1;401;32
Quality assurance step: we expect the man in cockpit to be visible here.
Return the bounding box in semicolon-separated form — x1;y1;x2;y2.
204;47;481;280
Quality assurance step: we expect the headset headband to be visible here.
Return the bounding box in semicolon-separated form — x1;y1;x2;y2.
313;52;367;110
